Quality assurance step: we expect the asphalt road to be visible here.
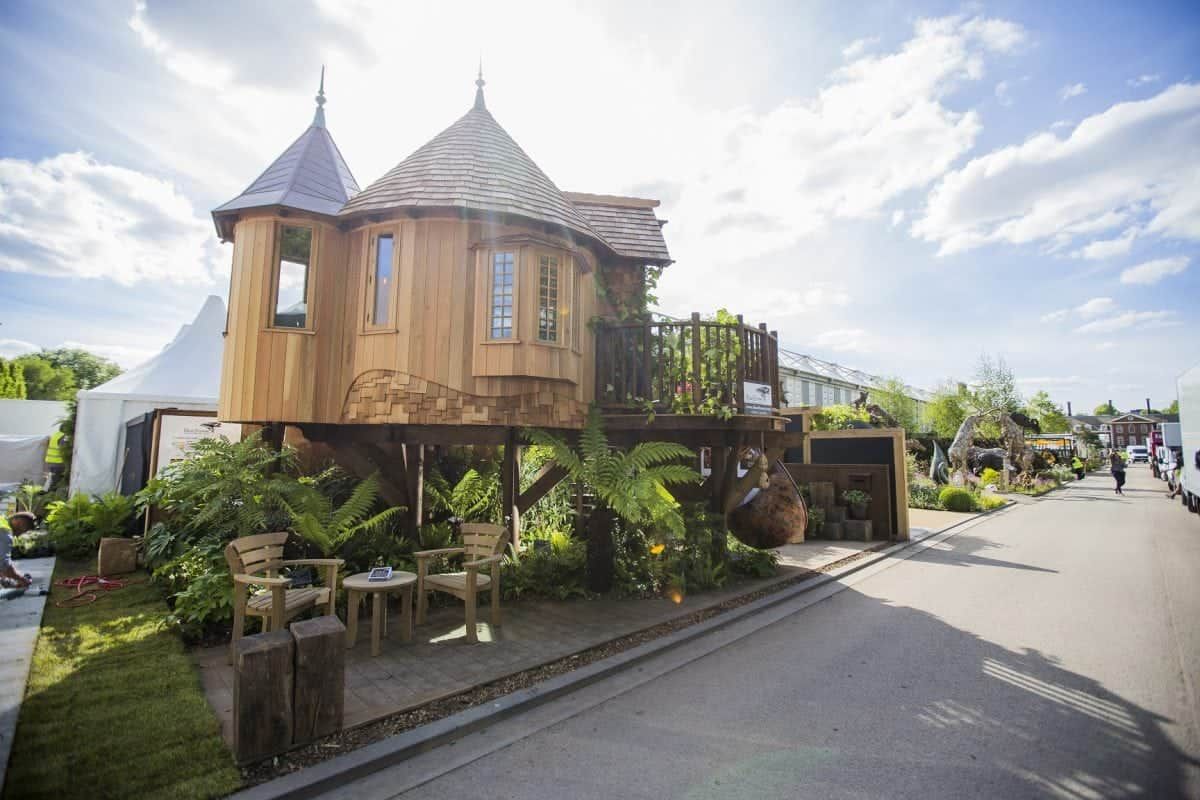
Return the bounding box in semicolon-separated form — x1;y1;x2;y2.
333;466;1200;799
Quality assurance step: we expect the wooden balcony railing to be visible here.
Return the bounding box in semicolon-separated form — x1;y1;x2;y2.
594;313;780;416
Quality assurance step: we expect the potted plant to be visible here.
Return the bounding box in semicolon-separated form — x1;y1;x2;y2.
842;489;871;521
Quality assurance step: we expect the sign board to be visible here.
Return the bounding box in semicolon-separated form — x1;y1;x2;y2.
743;381;774;416
153;414;242;477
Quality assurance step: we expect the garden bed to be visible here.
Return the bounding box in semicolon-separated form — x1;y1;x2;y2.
3;559;239;800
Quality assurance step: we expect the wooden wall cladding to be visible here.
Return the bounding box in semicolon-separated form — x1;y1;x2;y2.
219;213;605;429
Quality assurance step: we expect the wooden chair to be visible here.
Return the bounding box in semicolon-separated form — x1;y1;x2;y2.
415;523;508;643
225;532;344;659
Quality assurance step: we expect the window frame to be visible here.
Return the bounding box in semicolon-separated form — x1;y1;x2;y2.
486;249;519;342
268;222;316;332
534;252;569;348
363;228;399;333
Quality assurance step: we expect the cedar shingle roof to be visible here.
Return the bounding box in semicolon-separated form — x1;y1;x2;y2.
339;100;601;246
563;193;672;264
213;120;359;239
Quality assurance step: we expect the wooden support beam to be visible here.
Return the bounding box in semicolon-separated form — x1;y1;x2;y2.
718;443;742;515
516;463;569;514
362;443;410;508
326;444;408;508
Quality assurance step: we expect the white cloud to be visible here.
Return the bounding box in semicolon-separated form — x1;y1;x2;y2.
58;340;159;370
1060;82;1087;100
1042;297;1115;323
815;328;873;353
1095;341;1116;351
666;14;1025;265
1076;297;1116;316
1074;228;1137;259
995;80;1013;106
1128;74;1161;87
1119;256;1190;285
0;339;39;359
0;152;219;285
1017;375;1083;386
842;37;879;59
913;83;1200;256
891;210;906;227
128;1;234;90
1074;310;1176;333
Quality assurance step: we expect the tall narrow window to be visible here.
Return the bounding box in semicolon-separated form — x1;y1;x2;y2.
570;264;581;349
538;255;559;342
490;251;514;339
274;225;312;328
370;233;394;326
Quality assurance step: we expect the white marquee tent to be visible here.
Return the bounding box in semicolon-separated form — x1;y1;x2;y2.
70;295;226;496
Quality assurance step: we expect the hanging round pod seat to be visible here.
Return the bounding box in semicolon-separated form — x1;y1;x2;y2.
727;463;808;549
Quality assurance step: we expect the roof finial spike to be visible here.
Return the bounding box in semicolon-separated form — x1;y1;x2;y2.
313;65;327;128
474;59;486;111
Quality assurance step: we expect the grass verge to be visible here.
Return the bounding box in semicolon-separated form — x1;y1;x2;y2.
3;558;240;800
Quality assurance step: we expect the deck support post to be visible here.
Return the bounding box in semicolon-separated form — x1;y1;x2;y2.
403;444;424;531
501;427;521;548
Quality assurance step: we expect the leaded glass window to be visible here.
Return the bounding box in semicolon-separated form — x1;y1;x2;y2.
490;251;514;339
538;255;559;342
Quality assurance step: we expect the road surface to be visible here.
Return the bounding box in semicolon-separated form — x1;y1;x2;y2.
330;465;1200;799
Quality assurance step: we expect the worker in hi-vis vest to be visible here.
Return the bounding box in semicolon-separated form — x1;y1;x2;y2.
44;428;66;489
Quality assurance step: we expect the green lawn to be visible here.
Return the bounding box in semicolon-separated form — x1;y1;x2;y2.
4;559;241;800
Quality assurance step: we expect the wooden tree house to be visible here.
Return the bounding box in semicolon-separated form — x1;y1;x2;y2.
212;71;789;538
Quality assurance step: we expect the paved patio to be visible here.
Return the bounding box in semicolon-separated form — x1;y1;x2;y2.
195;534;888;745
0;556;53;788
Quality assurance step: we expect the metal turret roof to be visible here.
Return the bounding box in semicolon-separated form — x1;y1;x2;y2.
212;71;359;239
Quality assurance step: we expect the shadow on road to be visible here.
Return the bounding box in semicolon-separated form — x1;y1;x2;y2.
669;589;1200;800
904;531;1058;574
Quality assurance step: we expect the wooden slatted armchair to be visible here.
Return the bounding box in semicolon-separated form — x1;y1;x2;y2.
415;523;509;643
225;532;344;658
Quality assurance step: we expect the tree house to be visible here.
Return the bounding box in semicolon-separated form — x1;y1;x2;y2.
212;71;788;533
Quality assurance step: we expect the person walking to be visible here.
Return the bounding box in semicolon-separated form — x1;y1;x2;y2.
1072;455;1085;481
1109;452;1127;495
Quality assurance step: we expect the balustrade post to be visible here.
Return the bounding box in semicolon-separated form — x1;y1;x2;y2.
769;329;780;410
642;321;653;404
690;312;702;409
735;315;746;413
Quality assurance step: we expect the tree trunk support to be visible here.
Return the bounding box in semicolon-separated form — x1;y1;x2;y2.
501;428;521;548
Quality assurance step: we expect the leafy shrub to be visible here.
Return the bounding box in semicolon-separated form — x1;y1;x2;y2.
841;489;871;506
45;493;99;558
908;477;941;510
89;492;134;537
812;404;870;431
806;506;826;535
502;532;589;600
727;539;779;578
13;530;53;558
1045;466;1075;484
938;487;975;512
979;467;1002;487
977;494;1007;511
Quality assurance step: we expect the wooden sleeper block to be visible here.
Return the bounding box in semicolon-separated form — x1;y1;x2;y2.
843;519;873;542
233;630;294;765
291;615;346;745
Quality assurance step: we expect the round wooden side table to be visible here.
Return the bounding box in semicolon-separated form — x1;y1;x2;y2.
343;571;417;657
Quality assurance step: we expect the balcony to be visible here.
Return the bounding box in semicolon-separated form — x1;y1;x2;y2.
594;313;781;421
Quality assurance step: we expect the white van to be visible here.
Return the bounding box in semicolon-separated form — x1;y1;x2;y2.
1126;445;1149;464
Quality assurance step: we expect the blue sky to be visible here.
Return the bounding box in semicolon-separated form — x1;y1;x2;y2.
0;0;1197;411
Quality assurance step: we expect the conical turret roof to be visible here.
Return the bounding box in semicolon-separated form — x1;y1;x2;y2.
340;82;600;244
212;71;358;239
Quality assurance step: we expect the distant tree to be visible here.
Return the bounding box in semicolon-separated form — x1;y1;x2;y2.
1094;401;1118;415
14;355;77;400
1165;399;1179;415
927;381;972;439
869;377;920;434
972;354;1021;414
1024;390;1069;433
39;347;121;390
0;358;28;399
